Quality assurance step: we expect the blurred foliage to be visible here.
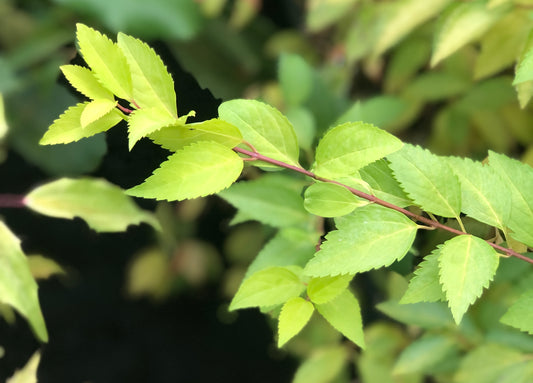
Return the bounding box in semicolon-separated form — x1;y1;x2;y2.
2;0;533;382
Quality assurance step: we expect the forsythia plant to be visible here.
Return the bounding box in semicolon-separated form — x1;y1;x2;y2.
4;22;533;381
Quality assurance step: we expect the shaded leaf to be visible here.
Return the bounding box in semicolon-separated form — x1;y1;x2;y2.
219;99;299;168
278;53;314;106
40;103;122;145
400;247;445;304
377;300;454;329
393;334;456;375
117;32;177;116
229;266;305;310
277;297;314;347
304;182;368;218
27;255;66;280
150;118;242;152
404;72;470;101
388;144;461;218
218;174;309;228
359;159;412;208
335;96;409;130
0;222;47;342
500;289;533;335
76;23;132;100
128;141;243;201
313;122;403;178
293;346;347;383
7;351;40;383
307;274;353;304
25;178;159;232
439;235;499;323
306;0;359;32
304;204;418;277
315;289;365;348
60;65;114;100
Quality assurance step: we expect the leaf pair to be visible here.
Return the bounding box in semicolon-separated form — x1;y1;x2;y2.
229;266;364;348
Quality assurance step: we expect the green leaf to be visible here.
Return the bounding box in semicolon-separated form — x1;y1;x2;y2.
304;182;368;218
307;274;353;304
454;343;527;383
475;10;532;80
285;107;316;151
488;151;533;247
335;96;409;131
400;247;445;304
127;107;180;150
373;0;452;56
76;23;132;100
393;334;456;375
6;351;41;383
388;144;462;218
313;122;403;179
304;204;418;277
277;297;314;347
245;228;318;278
80;99;117;128
514;30;533;86
24;178;159;232
278;53;314;106
293;346;347;383
516;80;533;109
218;174;309;228
218;99;299;168
150;118;243;152
229;266;305;310
117;32;177;116
439;235;499;324
431;1;506;66
60;65;114;100
404;72;470;101
385;37;431;93
315;289;365;348
127;141;243;201
377;300;454;329
500;289;533;335
447;156;511;229
306;0;359;32
40;103;122;145
359;159;412;208
0;222;47;342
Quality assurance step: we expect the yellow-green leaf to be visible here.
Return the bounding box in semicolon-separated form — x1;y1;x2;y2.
277;297;314;347
80;99;117;128
307;274;353;304
60;65;114;100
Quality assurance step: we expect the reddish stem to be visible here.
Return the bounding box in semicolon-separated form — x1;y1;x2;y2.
0;194;25;208
116;103;133;114
233;146;533;265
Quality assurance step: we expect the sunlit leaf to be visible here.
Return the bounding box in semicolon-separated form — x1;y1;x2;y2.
218;174;309;228
229;266;305;310
80;99;117;128
218;99;299;168
306;0;359;32
304;204;418;277
500;289;533;335
400;247;445;304
40;103;122;145
374;0;452;56
304;182;368;218
25;178;159;232
359;159;412;208
313;122;403;179
307;274;353;304
150;118;242;152
128;141;243;201
27;255;66;280
7;351;41;383
439;235;499;323
277;297;314;347
488;151;533;247
388;144;461;218
76;23;132;100
431;1;505;67
447;156;511;229
315;289;365;348
0;222;47;342
60;65;114;100
117;32;177;116
127;107;180;150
